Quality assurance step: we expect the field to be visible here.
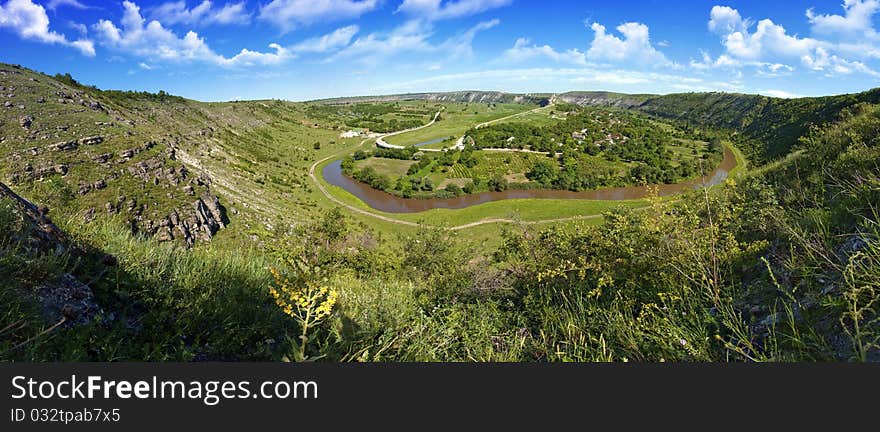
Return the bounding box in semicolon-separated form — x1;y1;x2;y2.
384;103;534;148
354;157;416;178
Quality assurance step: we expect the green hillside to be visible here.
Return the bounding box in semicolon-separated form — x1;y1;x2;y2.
1;64;879;362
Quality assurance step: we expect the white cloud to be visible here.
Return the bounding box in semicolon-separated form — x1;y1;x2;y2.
93;1;356;67
586;22;671;67
397;0;512;20
708;5;750;35
759;89;801;98
46;0;92;10
501;37;587;65
705;4;880;78
722;18;820;61
290;25;359;53
801;46;880;77
690;51;742;71
0;0;95;56
68;20;87;35
807;0;879;40
374;67;743;95
258;0;378;33
439;18;498;58
93;1;223;63
328;18;497;65
149;1;251;27
138;61;154;69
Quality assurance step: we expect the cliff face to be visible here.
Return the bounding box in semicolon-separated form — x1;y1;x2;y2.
555;92;651;109
317;91;551;106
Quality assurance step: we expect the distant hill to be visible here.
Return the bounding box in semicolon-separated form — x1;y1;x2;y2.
560;89;880;163
315;91;552;106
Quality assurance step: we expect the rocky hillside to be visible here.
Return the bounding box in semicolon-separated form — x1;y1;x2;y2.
317;91;551;106
555;91;651;108
0;63;351;247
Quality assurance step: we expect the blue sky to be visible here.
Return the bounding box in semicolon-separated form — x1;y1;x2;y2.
1;0;878;101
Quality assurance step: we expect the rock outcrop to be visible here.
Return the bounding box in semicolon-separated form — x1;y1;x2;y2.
143;194;227;247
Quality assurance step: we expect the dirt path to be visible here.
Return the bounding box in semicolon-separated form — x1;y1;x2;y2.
307;103;609;231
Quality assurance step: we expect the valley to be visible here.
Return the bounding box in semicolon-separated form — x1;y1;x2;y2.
1;63;879;363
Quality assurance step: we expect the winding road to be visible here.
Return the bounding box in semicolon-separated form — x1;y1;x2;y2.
308;102;606;230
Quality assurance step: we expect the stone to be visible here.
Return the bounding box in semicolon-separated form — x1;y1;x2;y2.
79;135;103;145
93;179;106;190
93;153;111;163
3;101;11;108
52;140;78;151
155;226;173;242
35;273;103;327
19;116;32;128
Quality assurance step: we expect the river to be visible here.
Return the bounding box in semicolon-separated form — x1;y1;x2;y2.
322;145;737;214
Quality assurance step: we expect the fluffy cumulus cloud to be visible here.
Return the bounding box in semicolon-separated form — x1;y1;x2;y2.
0;0;94;55
586;22;671;67
149;1;251;26
699;3;880;79
258;0;378;33
807;0;879;40
397;0;512;20
93;1;356;67
708;5;750;35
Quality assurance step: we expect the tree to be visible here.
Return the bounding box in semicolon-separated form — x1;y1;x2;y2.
526;159;558;186
445;184;463;196
314;142;321;150
489;176;508;192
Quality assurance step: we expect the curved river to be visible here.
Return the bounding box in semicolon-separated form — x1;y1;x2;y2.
322;146;737;214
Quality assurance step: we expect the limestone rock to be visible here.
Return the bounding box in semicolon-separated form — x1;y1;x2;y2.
52;140;78;151
79;135;103;145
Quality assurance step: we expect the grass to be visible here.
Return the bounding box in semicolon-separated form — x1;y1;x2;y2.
354;157;416;178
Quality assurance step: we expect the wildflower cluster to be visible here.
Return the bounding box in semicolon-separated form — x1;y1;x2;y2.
269;267;338;361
